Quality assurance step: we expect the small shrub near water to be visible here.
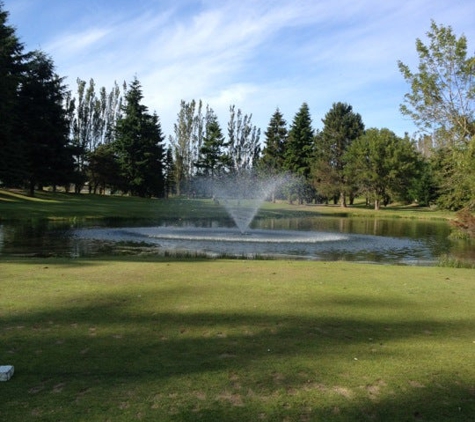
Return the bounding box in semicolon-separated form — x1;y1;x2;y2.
437;254;475;268
451;207;475;238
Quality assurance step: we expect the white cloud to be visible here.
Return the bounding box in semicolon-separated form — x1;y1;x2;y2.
8;0;475;138
46;28;111;58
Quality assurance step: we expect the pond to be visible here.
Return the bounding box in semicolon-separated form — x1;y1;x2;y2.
1;215;473;266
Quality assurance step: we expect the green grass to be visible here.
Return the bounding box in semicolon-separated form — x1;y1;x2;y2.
0;188;454;222
0;189;230;221
1;258;474;421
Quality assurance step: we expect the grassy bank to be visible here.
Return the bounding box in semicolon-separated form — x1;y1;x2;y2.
1;258;474;421
0;189;454;221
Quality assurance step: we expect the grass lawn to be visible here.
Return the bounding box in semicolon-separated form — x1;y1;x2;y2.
1;258;474;421
0;188;454;222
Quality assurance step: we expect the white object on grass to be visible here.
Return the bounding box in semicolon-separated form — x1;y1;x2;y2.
0;365;14;381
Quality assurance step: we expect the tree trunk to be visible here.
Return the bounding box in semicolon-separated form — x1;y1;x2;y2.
28;180;35;197
340;192;347;207
374;198;381;210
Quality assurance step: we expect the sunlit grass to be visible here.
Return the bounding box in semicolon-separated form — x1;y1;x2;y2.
1;258;474;421
0;188;454;222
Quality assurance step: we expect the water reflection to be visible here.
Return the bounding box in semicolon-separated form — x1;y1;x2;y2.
0;215;470;265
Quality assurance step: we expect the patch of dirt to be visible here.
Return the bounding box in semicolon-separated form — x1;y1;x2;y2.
272;372;286;383
333;386;354;399
216;391;244;406
52;382;66;393
195;391;207;400
363;379;387;399
409;380;425;388
29;384;45;394
303;382;327;392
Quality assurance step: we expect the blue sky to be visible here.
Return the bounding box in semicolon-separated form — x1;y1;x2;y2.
5;0;475;140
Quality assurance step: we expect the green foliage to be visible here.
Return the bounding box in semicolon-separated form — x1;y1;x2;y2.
284;102;314;177
406;156;437;207
0;5;74;194
68;78;123;192
114;77;165;197
451;206;475;239
259;108;288;174
345;128;420;210
87;143;123;194
195;109;228;177
312;102;365;206
399;21;475;210
0;4;26;186
170;99;202;195
227;105;261;172
398;20;475;145
18;51;72;195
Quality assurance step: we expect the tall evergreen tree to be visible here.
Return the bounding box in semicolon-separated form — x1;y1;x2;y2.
259;108;288;175
17;51;72;195
0;3;27;186
284;103;314;177
312;102;364;206
163;146;175;198
87;143;122;194
282;103;314;204
195;109;227;177
114;77;165;197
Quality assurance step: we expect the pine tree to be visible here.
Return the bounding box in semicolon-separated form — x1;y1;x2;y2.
312;102;364;206
284;103;314;178
0;4;27;186
195;109;227;177
17;50;72;195
163;146;175;198
114;77;165;197
282;103;315;204
260;108;287;174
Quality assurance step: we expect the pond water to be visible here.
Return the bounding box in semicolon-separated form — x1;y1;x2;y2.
1;215;473;265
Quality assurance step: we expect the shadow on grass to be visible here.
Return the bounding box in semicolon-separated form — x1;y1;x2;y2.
1;287;474;421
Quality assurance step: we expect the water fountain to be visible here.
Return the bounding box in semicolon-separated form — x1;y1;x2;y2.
72;172;433;263
211;172;288;234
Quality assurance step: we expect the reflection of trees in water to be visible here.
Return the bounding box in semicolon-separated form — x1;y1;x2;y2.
0;216;465;263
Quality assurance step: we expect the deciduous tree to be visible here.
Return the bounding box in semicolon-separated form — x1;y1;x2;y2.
227;105;261;172
398;21;475;145
398;21;475;210
345;128;420;210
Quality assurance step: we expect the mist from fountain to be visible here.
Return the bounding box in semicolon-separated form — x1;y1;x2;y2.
210;172;290;234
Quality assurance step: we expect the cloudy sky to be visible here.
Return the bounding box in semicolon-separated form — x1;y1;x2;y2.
5;0;475;140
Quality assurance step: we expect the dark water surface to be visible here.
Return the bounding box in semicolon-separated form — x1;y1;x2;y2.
1;215;473;265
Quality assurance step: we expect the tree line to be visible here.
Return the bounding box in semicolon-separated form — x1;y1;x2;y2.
1;4;474;210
